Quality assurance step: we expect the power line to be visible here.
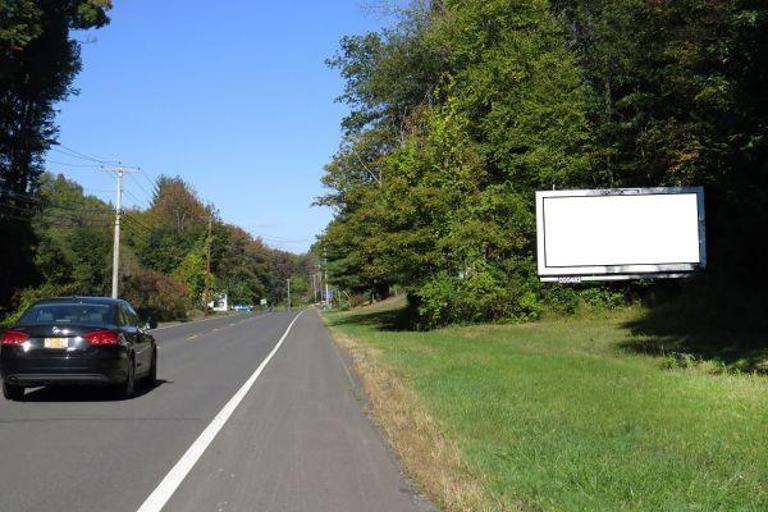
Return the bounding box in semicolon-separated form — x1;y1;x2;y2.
124;213;160;233
0;196;112;217
51;144;121;165
1;200;112;218
0;213;110;230
121;222;151;245
0;204;112;227
0;188;43;204
126;172;156;203
0;211;36;224
0;202;40;216
123;188;151;210
122;214;155;235
1;188;112;210
120;200;156;225
139;170;160;191
47;160;102;168
121;217;153;243
47;202;113;214
124;217;152;236
49;148;105;164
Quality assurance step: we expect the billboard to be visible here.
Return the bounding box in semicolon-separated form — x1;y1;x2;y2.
536;187;706;282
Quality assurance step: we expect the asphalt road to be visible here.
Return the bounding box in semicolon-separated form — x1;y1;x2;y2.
0;310;434;512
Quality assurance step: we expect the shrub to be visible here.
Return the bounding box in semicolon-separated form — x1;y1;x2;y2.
413;261;541;329
579;287;627;311
542;285;580;314
121;269;188;321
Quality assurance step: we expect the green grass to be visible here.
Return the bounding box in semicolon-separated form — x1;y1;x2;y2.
326;302;768;511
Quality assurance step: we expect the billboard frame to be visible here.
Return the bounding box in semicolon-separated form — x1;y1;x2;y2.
536;187;706;283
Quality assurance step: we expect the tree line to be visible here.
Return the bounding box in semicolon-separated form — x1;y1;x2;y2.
318;0;768;327
0;171;316;325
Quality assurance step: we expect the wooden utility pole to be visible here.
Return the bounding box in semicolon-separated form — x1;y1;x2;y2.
203;217;213;310
286;278;291;310
103;165;139;299
324;249;330;309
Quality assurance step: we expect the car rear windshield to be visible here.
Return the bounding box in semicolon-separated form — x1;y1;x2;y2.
18;303;114;326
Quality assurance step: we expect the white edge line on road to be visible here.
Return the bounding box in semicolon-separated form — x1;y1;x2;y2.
136;310;305;512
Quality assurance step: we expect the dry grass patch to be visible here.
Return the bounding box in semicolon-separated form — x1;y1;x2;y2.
329;326;516;512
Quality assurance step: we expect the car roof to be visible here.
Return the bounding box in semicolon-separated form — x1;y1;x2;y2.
32;297;122;307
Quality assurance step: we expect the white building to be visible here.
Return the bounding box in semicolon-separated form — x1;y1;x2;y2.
207;293;228;312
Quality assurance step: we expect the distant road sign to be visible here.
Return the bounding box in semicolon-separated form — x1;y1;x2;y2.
536;187;706;282
260;298;267;306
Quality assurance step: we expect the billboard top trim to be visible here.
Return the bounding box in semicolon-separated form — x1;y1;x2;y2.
536;186;704;198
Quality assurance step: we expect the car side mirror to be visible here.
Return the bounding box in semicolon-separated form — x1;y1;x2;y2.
146;317;158;330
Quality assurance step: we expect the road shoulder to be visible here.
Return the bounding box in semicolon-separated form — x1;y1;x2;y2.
162;309;436;512
323;314;488;512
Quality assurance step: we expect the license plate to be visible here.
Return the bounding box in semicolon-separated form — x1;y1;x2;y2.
44;337;69;349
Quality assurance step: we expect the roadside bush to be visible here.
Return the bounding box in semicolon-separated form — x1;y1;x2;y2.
542;285;580;314
662;352;732;376
580;287;627;311
122;269;188;322
413;262;541;329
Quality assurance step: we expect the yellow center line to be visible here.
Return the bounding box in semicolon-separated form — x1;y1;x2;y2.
187;334;199;341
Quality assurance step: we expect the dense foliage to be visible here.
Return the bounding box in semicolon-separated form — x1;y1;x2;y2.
319;0;768;327
0;172;316;325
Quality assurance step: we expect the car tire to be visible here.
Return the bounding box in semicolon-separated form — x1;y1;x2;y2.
2;381;24;401
146;348;157;386
117;357;135;399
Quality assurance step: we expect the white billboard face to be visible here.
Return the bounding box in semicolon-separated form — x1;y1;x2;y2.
536;188;706;282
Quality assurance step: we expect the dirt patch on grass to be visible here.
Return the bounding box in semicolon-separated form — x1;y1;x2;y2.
327;325;520;512
352;294;408;313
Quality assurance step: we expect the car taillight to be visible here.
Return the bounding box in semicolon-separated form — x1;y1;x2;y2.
1;330;29;345
84;330;119;345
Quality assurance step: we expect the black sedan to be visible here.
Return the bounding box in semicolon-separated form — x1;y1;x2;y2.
0;297;158;401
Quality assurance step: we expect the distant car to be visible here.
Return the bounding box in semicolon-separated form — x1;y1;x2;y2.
232;304;252;312
0;297;158;401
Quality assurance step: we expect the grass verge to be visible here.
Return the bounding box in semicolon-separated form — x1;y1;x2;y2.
324;298;768;511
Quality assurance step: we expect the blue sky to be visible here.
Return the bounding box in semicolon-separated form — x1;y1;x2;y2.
46;1;393;253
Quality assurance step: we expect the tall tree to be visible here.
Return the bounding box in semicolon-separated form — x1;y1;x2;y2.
320;0;591;326
0;0;111;309
1;0;111;193
554;0;768;287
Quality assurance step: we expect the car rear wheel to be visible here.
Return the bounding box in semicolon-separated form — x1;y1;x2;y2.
2;381;24;401
146;348;157;386
116;358;135;399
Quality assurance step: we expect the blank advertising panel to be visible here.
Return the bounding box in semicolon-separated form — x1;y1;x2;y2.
536;188;706;282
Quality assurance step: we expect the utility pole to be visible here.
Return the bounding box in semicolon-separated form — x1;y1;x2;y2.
203;217;213;310
311;273;317;305
286;278;291;310
323;248;330;309
103;165;139;299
